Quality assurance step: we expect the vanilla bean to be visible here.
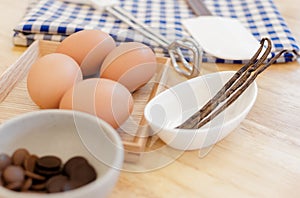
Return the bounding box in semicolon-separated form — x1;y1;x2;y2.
194;49;287;128
177;38;271;129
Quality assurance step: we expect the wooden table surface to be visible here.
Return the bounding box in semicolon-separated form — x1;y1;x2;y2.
1;0;300;197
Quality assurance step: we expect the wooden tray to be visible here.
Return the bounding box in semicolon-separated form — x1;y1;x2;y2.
0;40;180;163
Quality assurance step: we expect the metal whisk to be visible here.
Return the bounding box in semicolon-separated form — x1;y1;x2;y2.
105;5;202;78
63;0;203;78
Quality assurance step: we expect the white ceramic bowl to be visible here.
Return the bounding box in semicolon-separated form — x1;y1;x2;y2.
0;110;124;198
144;71;257;150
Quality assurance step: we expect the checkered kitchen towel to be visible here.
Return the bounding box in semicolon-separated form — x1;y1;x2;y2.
13;0;299;63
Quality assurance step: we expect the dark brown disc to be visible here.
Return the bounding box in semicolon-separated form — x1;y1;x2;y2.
46;175;68;193
5;181;23;190
0;172;3;186
21;178;33;192
62;180;82;192
69;163;97;186
36;156;62;171
12;148;30;166
2;165;25;184
63;156;88;176
25;170;46;181
24;155;38;172
31;182;46;191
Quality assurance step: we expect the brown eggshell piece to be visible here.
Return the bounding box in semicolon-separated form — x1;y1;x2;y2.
59;78;134;128
27;53;83;109
100;42;157;92
56;29;116;76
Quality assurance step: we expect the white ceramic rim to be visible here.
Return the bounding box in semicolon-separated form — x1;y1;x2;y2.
144;71;258;134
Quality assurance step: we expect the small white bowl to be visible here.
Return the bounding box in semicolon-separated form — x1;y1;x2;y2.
144;71;257;150
0;110;124;198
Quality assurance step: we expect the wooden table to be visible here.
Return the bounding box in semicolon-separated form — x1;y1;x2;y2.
1;0;300;197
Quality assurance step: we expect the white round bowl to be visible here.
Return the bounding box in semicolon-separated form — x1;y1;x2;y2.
144;71;258;150
0;110;124;198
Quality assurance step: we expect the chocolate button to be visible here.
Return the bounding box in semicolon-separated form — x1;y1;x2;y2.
69;163;97;187
46;175;68;193
35;156;62;177
21;178;32;192
6;181;23;190
35;168;61;178
24;155;38;172
0;153;11;171
25;170;46;181
0;172;3;186
12;148;30;166
63;156;88;176
62;180;82;192
1;150;97;194
3;165;25;184
36;156;62;171
31;182;46;191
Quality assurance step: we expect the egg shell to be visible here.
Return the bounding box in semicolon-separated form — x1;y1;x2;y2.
99;42;157;92
59;78;134;129
27;53;83;109
55;29;116;76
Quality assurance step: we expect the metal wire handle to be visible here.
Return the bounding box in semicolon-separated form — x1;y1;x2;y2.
106;5;202;78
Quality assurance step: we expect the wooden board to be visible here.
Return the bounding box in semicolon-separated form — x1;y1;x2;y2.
0;40;174;163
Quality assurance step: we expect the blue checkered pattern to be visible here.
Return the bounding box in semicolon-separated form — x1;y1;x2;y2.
13;0;299;63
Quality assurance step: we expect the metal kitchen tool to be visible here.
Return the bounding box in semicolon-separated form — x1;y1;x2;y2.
184;0;265;60
61;0;202;78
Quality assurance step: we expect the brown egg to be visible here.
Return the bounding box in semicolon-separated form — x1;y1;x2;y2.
56;29;116;76
99;42;157;92
27;53;83;109
59;78;133;129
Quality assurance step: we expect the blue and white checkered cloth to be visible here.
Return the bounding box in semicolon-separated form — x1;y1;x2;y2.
13;0;299;63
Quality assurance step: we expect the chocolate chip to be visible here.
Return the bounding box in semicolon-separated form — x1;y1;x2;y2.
36;156;62;171
25;170;46;181
24;155;38;172
63;156;88;176
35;156;62;178
0;172;3;186
62;180;82;192
5;181;23;190
46;175;68;193
3;165;25;184
12;149;30;166
0;153;11;171
1;149;97;194
35;168;61;178
21;178;32;192
31;182;46;191
69;163;97;187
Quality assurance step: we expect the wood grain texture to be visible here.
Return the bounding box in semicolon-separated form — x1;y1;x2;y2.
0;0;299;197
